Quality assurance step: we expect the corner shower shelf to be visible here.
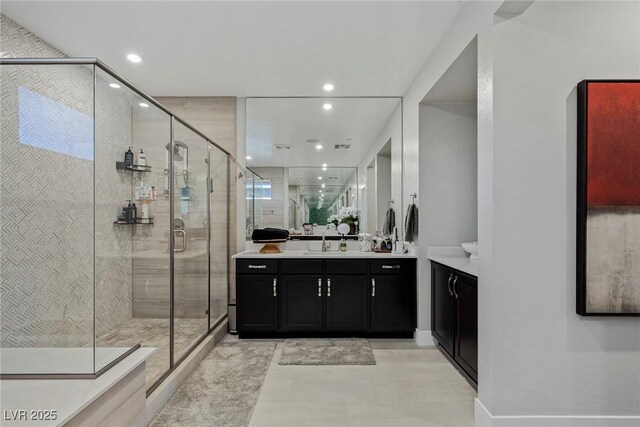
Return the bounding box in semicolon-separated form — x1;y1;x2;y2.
113;218;154;225
116;162;152;173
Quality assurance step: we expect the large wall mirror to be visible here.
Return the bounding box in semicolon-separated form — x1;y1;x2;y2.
245;97;402;239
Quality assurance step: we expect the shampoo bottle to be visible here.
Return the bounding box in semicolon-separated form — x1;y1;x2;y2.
124;147;134;167
138;149;146;167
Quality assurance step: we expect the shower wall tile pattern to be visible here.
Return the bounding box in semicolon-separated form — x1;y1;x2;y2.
0;14;133;348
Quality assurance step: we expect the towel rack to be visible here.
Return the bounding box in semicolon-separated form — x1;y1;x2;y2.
409;193;417;204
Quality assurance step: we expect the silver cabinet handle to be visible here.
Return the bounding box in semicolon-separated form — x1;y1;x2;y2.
372;278;376;297
382;265;401;269
447;274;454;296
273;278;277;297
327;278;331;297
453;276;459;299
318;278;322;297
248;264;267;269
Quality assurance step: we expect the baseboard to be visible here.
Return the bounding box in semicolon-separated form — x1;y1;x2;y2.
475;398;640;427
145;319;228;424
414;329;436;347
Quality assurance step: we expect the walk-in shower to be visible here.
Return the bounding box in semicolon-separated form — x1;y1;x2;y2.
0;58;230;393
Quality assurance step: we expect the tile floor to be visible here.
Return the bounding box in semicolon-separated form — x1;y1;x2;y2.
229;336;476;427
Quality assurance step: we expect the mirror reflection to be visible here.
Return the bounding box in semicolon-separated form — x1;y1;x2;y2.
245;97;401;239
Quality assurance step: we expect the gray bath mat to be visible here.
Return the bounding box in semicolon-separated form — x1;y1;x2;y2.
279;338;376;365
150;342;276;427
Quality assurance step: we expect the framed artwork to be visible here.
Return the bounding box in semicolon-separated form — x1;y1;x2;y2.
577;80;640;316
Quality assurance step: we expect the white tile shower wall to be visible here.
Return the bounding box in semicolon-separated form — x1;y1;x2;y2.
0;14;133;348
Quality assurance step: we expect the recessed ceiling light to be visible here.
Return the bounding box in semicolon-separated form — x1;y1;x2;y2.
323;83;334;92
322;167;327;171
319;190;323;193
127;53;142;63
323;103;333;111
246;156;252;160
322;163;328;168
109;83;121;89
139;102;149;108
316;144;323;150
318;176;322;180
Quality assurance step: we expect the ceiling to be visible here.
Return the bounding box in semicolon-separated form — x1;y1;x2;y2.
246;97;400;167
1;1;462;97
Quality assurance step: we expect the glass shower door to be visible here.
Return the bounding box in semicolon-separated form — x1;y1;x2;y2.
172;120;209;361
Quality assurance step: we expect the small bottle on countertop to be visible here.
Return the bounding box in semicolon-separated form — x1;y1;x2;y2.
340;238;347;252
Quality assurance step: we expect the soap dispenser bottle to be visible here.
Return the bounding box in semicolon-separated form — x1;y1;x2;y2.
124;147;134;167
340;237;347;252
126;200;134;223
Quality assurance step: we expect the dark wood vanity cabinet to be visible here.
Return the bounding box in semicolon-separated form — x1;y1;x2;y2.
237;275;278;331
431;261;478;384
237;258;416;338
280;275;324;331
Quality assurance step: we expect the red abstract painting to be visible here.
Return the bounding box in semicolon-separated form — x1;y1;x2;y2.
586;82;640;207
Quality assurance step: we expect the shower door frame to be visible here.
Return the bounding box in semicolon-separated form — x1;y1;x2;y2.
0;58;231;391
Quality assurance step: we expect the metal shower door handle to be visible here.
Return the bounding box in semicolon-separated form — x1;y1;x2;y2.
318;278;322;297
174;230;186;252
372;278;376;297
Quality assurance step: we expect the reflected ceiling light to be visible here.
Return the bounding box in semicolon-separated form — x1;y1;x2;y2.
322;167;327;171
322;163;328;167
319;190;323;193
318;176;322;180
323;103;333;111
323;83;334;92
246;155;252;160
321;183;325;188
139;102;149;108
127;53;142;63
315;144;323;150
109;83;121;89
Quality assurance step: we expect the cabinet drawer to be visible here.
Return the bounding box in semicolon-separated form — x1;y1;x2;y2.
237;259;278;275
282;259;323;275
370;259;414;275
326;259;367;275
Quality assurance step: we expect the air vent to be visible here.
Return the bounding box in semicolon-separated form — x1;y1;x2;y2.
328;176;339;180
276;144;293;150
334;144;351;149
306;138;320;144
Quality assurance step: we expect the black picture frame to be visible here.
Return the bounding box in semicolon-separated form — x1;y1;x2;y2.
576;79;640;317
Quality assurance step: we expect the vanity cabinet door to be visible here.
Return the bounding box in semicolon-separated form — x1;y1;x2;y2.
280;275;324;331
431;263;455;357
370;275;413;332
237;275;278;331
325;275;368;331
454;273;478;382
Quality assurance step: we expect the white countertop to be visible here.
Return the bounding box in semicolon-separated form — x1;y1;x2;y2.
0;347;155;426
233;250;418;259
427;246;478;277
429;256;478;277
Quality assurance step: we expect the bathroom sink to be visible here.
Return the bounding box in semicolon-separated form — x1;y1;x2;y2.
461;241;478;261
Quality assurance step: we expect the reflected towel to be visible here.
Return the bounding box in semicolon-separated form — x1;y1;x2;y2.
404;204;418;243
383;207;395;236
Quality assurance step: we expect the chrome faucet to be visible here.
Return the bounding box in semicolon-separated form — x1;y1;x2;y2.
322;232;331;252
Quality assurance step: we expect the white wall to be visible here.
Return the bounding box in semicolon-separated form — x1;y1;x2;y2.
403;0;499;335
418;103;477;246
483;0;640;421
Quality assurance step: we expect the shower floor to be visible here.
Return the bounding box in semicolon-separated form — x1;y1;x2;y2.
97;317;219;389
